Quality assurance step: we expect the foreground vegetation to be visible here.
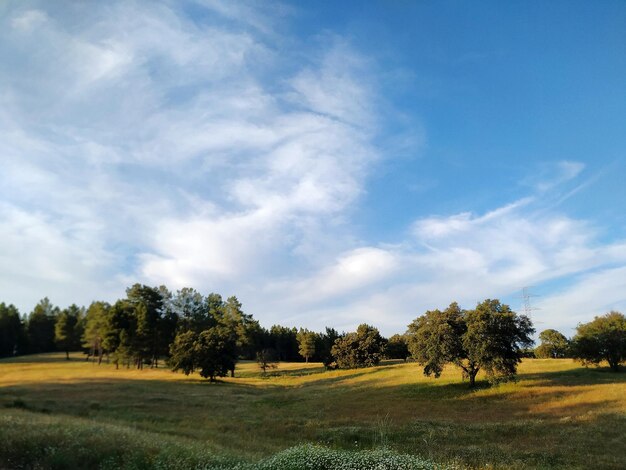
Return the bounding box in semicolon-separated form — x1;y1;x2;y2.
0;411;450;470
1;354;625;469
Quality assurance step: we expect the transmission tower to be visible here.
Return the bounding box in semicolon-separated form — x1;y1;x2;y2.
520;286;541;322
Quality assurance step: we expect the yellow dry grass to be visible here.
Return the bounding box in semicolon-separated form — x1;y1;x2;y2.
1;353;625;468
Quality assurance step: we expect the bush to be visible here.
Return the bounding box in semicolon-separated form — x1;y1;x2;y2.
252;444;460;470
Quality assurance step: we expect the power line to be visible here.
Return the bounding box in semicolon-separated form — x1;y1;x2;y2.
519;286;543;324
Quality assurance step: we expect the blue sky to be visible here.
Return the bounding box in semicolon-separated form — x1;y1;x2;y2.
1;0;625;336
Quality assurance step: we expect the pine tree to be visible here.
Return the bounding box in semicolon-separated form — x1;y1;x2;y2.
297;329;316;363
54;304;84;360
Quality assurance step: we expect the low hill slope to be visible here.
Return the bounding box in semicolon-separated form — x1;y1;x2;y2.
1;354;624;468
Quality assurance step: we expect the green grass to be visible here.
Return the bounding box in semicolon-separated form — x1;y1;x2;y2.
1;354;625;468
0;411;451;469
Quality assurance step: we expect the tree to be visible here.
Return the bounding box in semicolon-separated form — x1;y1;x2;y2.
101;300;135;364
133;303;154;369
256;348;278;375
331;324;385;369
407;300;534;387
194;326;238;382
316;327;341;368
168;330;198;375
219;296;260;362
297;329;316;363
0;303;26;357
535;329;569;358
54;304;84;360
126;284;164;366
82;301;110;362
111;329;133;369
27;298;59;353
172;288;210;333
205;293;224;320
156;285;178;362
269;325;299;361
384;334;410;361
571;311;626;372
240;319;266;360
407;302;465;379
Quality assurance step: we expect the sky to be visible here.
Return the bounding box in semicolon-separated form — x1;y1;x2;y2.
1;0;625;336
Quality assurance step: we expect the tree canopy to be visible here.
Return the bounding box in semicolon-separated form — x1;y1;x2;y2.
407;300;534;387
54;304;84;360
535;329;569;359
0;303;25;357
297;329;317;363
168;330;198;375
331;324;385;369
571;311;626;372
384;334;410;361
194;326;238;382
27;298;59;354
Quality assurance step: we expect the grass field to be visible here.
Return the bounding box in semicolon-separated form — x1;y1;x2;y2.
1;354;625;469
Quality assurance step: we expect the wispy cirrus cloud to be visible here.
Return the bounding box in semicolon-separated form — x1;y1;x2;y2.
1;1;623;338
261;186;626;334
0;0;385;312
524;160;586;192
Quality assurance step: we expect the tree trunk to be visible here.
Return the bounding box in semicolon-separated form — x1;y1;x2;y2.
65;350;70;360
469;369;478;388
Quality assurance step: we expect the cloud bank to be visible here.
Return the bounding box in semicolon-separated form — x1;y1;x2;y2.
1;1;624;336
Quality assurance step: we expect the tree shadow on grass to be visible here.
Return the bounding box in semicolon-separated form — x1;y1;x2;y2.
0;353;80;364
287;364;406;388
272;365;327;377
518;365;626;387
370;364;626;401
237;365;328;379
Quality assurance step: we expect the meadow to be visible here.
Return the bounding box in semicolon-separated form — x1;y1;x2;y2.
0;354;624;469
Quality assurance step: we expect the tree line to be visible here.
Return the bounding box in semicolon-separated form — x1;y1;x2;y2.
0;284;366;378
1;285;624;385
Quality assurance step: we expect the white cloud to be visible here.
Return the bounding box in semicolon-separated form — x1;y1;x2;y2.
537;267;626;336
194;0;291;37
528;160;586;192
11;9;47;32
0;0;623;341
0;0;382;315
140;209;282;285
289;40;376;128
0;202;122;310
557;161;585;181
266;247;400;308
412;198;533;239
270;198;626;335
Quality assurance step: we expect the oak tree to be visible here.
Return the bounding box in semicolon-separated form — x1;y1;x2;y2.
331;324;385;369
535;329;569;358
572;311;626;372
408;300;534;387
